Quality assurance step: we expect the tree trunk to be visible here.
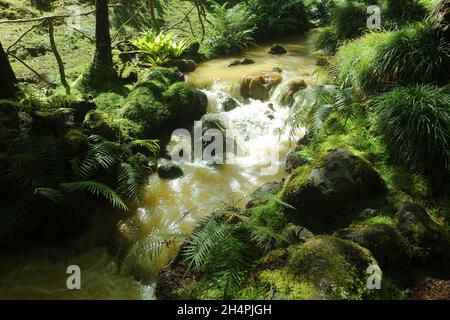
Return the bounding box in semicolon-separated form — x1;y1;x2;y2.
94;0;113;68
48;20;70;95
433;0;450;41
0;41;17;100
79;0;119;92
149;0;160;33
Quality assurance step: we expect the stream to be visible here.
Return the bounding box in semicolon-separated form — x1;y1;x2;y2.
0;34;319;300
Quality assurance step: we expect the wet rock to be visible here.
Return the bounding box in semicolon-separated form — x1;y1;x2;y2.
280;79;308;106
157;162;184;179
240;69;283;101
222;97;239;112
282;148;388;233
168;59;197;73
269;43;287;55
272;67;283;73
316;57;330;66
228;58;255;67
246;181;284;208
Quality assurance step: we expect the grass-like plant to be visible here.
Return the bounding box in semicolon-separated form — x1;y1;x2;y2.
312;27;340;54
332;21;450;97
374;85;450;183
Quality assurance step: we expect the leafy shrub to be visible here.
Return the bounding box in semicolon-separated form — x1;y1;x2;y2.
375;85;450;182
130;32;189;67
248;0;311;37
205;2;256;56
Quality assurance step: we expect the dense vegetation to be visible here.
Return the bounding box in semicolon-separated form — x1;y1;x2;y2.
1;0;450;300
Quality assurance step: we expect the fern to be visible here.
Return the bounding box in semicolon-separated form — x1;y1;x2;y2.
182;215;233;271
60;181;128;211
73;135;119;179
117;162;146;205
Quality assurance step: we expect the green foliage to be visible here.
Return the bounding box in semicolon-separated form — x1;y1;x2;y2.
372;21;450;88
381;0;429;23
288;85;362;138
205;2;256;56
312;27;339;54
332;21;450;96
130;31;189;67
333;0;370;40
248;0;311;37
375;85;450;183
305;0;337;25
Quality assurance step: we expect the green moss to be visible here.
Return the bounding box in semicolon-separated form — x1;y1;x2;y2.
63;128;88;157
94;92;126;118
246;201;289;231
82;110;120;141
163;82;207;124
353;216;393;226
121;88;170;138
139;67;184;87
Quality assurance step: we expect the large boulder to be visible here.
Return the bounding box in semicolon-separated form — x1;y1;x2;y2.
240;236;386;300
282;149;388;233
335;223;414;276
395;202;450;270
240;69;283;101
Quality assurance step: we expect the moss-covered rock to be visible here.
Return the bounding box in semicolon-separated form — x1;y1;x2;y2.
63;128;88;157
282;148;388;233
335;223;414;276
121;88;170;139
395;202;450;271
239;236;380;300
82;110;120;141
139;67;185;87
164;82;208;128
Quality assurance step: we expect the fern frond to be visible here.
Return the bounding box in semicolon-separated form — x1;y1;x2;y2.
60;181;128;211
